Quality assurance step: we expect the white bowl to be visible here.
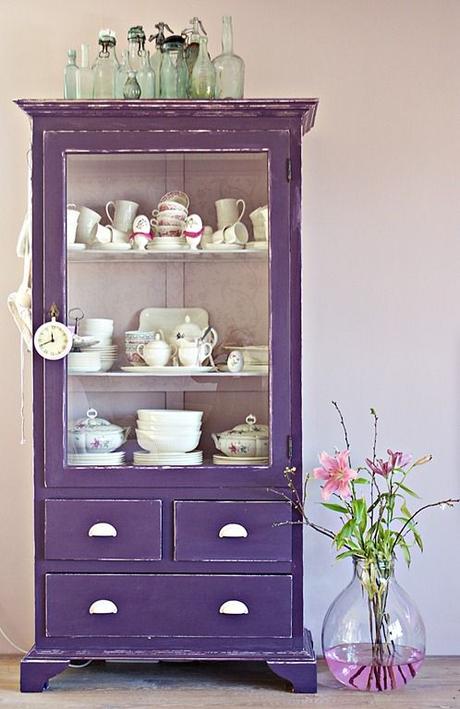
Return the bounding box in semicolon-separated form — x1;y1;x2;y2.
137;409;203;420
136;424;201;434
136;429;201;453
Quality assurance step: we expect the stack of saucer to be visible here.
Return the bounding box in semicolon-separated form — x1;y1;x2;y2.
147;236;188;252
68;451;126;466
79;318;118;372
133;450;203;466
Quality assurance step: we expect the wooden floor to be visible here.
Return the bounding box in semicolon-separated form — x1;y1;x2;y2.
1;656;459;708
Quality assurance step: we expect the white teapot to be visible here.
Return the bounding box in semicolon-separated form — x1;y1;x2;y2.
137;331;176;367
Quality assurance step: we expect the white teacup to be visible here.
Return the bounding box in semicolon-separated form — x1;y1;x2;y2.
178;340;212;367
66;204;80;246
106;200;139;232
224;221;249;245
106;225;130;244
212;228;226;244
76;207;101;245
93;223;112;245
215;198;245;230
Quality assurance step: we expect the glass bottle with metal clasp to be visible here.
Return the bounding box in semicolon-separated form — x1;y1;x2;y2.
160;35;188;98
127;25;146;73
92;29;119;99
148;22;174;97
182;16;208;82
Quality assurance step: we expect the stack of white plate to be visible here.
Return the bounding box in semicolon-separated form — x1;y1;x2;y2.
68;451;126;466
133;450;203;466
147;236;188;252
68;351;101;373
79;319;117;371
88;343;118;372
135;409;203;456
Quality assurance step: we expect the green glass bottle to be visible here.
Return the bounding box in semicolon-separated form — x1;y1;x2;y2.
189;36;215;99
123;71;141;99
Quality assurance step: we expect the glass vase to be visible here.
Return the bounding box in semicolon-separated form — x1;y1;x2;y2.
213;16;245;99
322;557;425;691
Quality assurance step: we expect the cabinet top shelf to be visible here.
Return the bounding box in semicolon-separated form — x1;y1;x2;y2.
15;98;319;134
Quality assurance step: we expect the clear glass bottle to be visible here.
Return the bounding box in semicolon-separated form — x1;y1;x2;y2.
160;35;188;99
127;25;145;73
183;17;207;80
76;44;93;99
64;49;78;99
213;16;245;99
137;51;155;98
123;71;141;99
116;49;129;99
148;22;174;98
92;30;119;99
189;36;215;99
322;557;425;691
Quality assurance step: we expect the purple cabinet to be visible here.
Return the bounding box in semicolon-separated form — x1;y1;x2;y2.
16;99;318;694
45;499;162;560
174;501;292;561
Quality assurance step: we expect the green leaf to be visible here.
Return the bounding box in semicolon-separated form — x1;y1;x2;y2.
335;550;357;561
354;477;370;485
400;502;411;519
321;502;349;514
398;538;412;567
398;482;421;499
335;519;356;549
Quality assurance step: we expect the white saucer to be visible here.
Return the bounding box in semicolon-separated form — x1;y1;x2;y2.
203;243;244;251
218;364;269;374
245;241;268;250
121;365;215;374
91;243;132;251
68;243;86;251
212;454;269;466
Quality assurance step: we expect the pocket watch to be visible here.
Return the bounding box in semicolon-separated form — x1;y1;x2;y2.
33;304;73;360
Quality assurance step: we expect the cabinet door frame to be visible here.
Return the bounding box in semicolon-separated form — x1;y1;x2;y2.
36;128;293;488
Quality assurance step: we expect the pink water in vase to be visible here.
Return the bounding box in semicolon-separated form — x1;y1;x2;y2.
322;559;426;692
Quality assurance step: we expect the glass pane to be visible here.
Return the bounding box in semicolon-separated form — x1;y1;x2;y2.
66;152;270;468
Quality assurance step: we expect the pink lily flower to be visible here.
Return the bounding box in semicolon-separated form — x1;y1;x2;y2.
313;450;357;500
366;449;413;477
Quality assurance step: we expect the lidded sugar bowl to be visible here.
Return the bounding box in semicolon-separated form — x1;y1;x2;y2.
68;408;129;454
212;414;269;458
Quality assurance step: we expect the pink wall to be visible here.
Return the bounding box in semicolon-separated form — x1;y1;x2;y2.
0;0;459;655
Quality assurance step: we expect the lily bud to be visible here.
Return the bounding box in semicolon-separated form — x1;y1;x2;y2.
413;454;432;467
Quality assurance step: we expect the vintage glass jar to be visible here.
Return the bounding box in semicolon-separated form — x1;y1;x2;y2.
189;36;215;99
160;35;188;98
92;30;119;99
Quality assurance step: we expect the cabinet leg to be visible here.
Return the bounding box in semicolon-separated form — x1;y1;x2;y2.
20;655;70;692
266;660;317;693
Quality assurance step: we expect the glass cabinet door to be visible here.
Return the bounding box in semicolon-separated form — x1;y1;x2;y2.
41;130;291;486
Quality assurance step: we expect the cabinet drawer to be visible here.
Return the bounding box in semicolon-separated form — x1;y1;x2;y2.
45;574;292;638
44;500;162;560
174;501;292;562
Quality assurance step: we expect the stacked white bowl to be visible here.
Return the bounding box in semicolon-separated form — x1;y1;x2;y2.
79;318;118;372
68;350;101;373
135;409;203;462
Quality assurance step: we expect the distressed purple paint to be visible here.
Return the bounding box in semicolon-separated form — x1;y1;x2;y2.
16;99;319;694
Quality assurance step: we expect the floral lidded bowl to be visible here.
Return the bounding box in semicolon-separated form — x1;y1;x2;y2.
68;408;129;454
212;414;269;458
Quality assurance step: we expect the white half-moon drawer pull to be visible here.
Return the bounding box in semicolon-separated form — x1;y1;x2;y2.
88;522;117;538
218;523;248;538
219;600;249;615
89;599;118;615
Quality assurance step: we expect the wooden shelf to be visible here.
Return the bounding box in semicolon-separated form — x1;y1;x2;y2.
68;249;268;263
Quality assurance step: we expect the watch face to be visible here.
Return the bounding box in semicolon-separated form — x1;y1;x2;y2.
34;322;72;360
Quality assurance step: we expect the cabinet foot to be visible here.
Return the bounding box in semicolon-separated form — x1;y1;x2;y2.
20;651;70;692
266;660;317;693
